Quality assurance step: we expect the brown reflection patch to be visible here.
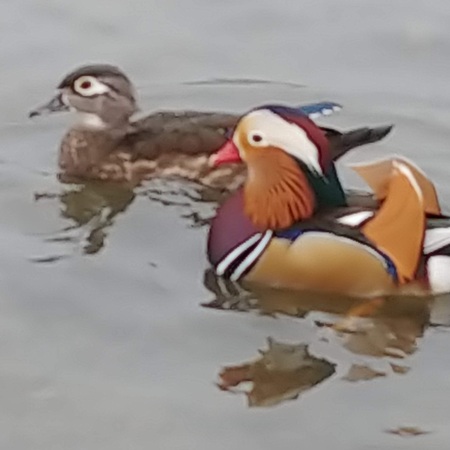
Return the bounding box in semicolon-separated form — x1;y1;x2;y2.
217;338;335;408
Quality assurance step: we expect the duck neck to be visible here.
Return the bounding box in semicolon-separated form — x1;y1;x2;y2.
301;161;347;209
243;149;316;231
74;111;131;134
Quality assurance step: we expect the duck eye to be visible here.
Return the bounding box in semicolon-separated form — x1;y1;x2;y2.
73;76;108;96
248;131;265;146
80;80;92;90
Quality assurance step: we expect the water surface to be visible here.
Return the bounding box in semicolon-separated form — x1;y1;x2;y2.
1;1;450;449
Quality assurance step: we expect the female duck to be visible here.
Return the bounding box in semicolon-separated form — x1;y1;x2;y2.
207;106;450;297
29;64;392;187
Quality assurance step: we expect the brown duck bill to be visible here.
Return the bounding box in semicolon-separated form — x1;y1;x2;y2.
28;93;70;118
209;140;242;167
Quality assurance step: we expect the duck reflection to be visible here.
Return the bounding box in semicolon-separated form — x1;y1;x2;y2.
218;337;335;408
204;268;369;319
203;268;432;359
34;178;225;256
336;296;429;359
35;181;136;255
59;181;136;254
204;269;450;406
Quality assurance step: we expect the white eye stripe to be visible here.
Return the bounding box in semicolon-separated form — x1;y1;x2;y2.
73;76;110;97
242;110;323;175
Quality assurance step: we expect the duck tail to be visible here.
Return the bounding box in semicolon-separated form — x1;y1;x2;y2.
328;125;393;161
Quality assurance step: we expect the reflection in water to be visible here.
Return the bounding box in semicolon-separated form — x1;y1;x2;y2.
59;182;136;254
203;268;433;359
204;269;450;402
218;337;335;408
34;178;225;258
343;364;387;382
204;268;370;319
339;305;425;359
138;178;227;228
385;426;431;437
35;181;136;256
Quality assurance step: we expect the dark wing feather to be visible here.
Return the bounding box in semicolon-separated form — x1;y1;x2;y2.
275;205;373;245
124;111;393;162
325;125;393;160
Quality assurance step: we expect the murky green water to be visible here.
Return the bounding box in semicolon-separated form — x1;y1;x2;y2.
1;1;450;449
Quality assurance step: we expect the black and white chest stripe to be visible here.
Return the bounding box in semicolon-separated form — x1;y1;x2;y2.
215;231;273;281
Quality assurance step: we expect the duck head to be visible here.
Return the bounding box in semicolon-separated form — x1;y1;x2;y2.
211;106;347;230
29;64;138;130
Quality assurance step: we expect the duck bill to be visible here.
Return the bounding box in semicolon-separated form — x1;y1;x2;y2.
209;140;242;167
28;93;69;118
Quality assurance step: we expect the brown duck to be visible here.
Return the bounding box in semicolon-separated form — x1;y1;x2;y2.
29;63;392;187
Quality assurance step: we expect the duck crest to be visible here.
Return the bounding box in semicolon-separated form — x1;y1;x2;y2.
244;148;316;230
265;108;333;171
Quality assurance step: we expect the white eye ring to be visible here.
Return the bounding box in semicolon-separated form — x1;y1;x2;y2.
73;76;110;97
248;131;266;146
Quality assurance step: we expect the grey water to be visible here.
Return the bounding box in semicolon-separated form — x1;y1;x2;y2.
1;0;450;449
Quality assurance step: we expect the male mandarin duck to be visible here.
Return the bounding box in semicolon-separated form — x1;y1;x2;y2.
207;106;450;297
29;64;392;187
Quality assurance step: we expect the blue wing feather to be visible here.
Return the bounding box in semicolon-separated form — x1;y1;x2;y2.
262;102;342;120
298;101;342;118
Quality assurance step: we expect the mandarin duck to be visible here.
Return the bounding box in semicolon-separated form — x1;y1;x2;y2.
29;64;392;187
207;106;450;297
